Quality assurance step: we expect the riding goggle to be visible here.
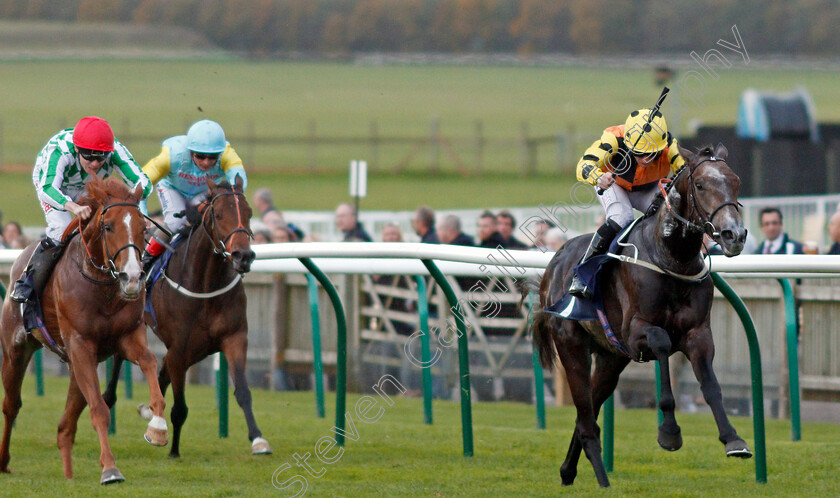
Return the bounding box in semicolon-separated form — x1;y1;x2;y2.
192;152;221;161
78;149;109;162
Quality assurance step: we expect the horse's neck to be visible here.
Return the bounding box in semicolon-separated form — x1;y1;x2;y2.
644;196;704;268
172;227;230;290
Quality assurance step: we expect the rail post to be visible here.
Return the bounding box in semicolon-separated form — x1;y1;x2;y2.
413;276;434;425
306;274;326;418
777;278;801;441
421;260;473;457
712;273;767;484
528;294;546;429
299;258;347;446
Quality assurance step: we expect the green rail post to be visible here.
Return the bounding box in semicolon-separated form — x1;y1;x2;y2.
123;363;133;400
299;258;347;446
777;278;801;442
413;276;434;425
603;394;614;472
420;259;473;457
655;361;664;426
711;273;767;484
306;274;326;418
34;349;44;396
528;294;546;429
217;353;229;438
106;357;116;435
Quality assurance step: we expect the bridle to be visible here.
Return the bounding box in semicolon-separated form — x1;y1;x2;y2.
657;155;742;240
200;188;253;262
78;202;144;279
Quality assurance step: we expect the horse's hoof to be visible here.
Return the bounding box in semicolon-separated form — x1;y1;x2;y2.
559;467;576;486
137;403;153;421
725;439;753;458
251;437;273;455
100;468;125;485
168;452;181;459
144;415;169;447
657;425;683;451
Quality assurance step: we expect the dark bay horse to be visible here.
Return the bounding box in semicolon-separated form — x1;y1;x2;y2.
526;145;752;487
104;177;266;457
0;177;168;485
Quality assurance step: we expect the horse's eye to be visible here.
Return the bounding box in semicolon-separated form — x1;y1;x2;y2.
695;183;704;191
215;213;222;220
104;224;112;232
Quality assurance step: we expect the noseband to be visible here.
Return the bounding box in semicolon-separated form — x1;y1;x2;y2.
658;156;742;240
200;189;253;261
78;202;144;279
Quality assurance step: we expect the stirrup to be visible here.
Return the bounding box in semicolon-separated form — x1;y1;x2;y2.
568;276;593;299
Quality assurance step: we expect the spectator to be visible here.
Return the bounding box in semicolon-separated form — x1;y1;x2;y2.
382;222;403;242
7;235;30;249
262;209;285;228
755;207;803;255
543;227;568;252
437;214;474;246
477;210;505;248
2;221;22;246
335;203;371;241
270;223;298;243
252;187;277;218
526;218;555;251
253;229;271;244
827;211;840;255
496;210;528;249
412;206;439;244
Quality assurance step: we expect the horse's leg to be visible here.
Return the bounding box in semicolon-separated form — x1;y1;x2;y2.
221;332;271;455
554;321;610;488
102;355;123;410
65;338;122;483
57;369;87;479
559;350;630;486
0;343;35;474
117;326;168;447
643;325;683;451
684;327;752;457
163;354;188;458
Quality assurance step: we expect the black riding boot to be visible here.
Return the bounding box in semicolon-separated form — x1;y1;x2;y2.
568;219;622;299
141;251;157;276
10;238;60;303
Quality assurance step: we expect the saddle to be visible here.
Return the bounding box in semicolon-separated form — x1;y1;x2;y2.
144;233;186;328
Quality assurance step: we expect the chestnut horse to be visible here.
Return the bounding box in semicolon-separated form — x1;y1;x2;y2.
0;177;168;485
525;145;752;487
104;177;266;457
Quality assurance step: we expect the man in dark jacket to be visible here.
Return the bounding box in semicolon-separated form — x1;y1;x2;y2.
496;210;528;249
413;206;439;244
477;210;505;248
828;210;840;255
438;214;474;246
335;203;372;242
755;207;803;255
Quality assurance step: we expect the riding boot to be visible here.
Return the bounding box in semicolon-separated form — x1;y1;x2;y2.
141;236;168;276
10;238;60;303
568;219;622;299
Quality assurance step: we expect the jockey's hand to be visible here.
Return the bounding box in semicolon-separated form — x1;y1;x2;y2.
65;201;92;220
596;172;614;190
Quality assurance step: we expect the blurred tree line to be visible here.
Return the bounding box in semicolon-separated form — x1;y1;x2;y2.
1;0;839;55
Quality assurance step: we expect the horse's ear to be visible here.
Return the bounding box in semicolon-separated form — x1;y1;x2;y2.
205;176;216;193
714;142;729;160
678;145;695;165
234;175;244;191
132;183;143;201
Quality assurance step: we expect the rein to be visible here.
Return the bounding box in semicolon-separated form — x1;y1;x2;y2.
78;201;144;280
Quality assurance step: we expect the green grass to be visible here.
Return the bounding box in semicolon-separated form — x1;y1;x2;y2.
1;375;838;496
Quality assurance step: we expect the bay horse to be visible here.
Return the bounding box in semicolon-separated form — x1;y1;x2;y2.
0;177;168;485
525;144;752;487
104;177;267;457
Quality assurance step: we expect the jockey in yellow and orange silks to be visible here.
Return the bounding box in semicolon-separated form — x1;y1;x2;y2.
569;109;686;299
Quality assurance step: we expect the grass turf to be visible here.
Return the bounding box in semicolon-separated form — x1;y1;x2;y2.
1;374;837;496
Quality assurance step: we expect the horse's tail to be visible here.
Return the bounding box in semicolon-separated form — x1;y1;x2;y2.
518;277;557;371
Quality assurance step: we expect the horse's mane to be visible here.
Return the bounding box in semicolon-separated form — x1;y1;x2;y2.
59;177;138;241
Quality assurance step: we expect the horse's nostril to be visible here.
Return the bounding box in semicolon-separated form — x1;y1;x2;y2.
720;230;735;242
